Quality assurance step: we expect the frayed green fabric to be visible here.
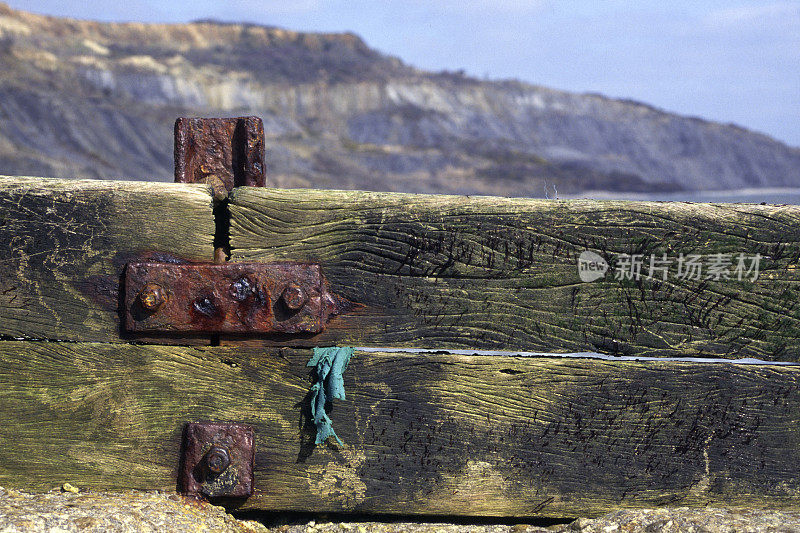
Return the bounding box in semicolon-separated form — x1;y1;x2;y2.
307;346;354;445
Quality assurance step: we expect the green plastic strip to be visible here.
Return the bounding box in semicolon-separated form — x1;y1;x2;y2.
307;346;354;445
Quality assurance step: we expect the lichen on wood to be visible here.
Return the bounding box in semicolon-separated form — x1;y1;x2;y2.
1;342;799;516
230;187;800;360
0;176;215;342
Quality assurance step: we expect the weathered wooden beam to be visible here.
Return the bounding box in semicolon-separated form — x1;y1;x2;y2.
1;341;798;517
229;188;800;361
0;177;215;342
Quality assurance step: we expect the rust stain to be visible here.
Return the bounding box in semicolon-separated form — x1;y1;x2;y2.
79;251;188;312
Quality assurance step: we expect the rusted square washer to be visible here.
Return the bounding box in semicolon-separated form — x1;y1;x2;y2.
180;422;254;498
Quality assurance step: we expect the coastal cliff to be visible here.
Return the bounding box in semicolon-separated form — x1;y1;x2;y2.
0;3;798;195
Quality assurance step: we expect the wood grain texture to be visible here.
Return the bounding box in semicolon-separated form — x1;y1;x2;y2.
0;177;215;342
229;188;800;360
1;341;799;517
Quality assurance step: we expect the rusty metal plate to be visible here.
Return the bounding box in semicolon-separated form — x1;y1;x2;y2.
174;116;265;191
124;261;346;334
180;422;254;498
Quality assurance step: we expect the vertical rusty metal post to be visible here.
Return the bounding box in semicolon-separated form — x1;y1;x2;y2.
174;116;265;263
174;116;266;192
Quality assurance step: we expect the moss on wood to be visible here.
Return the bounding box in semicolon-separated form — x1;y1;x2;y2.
1;342;799;516
230;188;800;360
0;177;215;342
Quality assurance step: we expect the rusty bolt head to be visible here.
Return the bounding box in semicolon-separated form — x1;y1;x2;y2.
205;445;231;476
230;277;254;301
193;296;218;318
138;283;167;312
281;283;307;311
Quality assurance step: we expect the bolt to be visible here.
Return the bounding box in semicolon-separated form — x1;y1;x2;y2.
281;283;307;311
138;283;167;312
230;277;254;301
205;445;231;475
193;296;218;318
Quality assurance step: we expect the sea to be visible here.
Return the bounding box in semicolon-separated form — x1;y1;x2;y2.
564;187;800;205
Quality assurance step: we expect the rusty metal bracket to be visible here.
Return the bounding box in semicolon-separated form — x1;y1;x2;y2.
174;116;265;192
180;422;254;498
124;261;347;334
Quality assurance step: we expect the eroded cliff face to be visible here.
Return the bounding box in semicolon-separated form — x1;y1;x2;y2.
1;3;798;195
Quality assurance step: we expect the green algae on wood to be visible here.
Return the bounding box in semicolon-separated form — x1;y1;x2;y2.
229;187;800;360
1;342;800;516
0;177;215;342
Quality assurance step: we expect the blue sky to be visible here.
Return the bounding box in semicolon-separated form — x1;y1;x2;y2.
11;0;800;147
